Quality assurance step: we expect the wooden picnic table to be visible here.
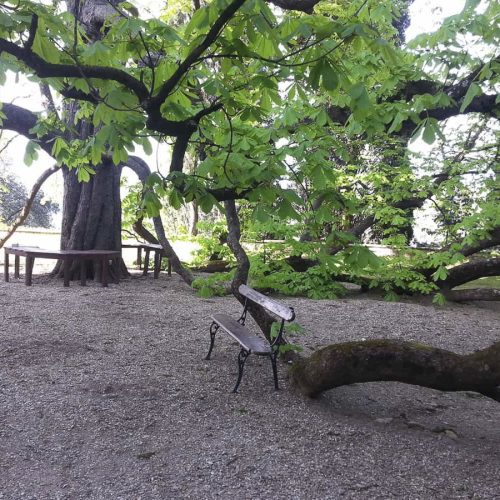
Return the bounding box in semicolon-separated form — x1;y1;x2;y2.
4;246;121;287
122;242;171;278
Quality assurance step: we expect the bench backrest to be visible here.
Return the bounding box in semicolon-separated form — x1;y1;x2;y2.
239;284;295;321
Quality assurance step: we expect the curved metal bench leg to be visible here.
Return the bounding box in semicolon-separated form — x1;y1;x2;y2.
206;322;219;360
270;351;279;390
233;348;250;393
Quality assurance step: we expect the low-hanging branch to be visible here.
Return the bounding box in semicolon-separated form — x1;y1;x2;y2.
125;155;195;286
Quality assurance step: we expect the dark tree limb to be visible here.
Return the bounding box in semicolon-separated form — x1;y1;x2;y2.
153;216;194;285
290;339;500;402
0;102;56;156
39;83;59;118
267;0;320;13
148;0;246;109
132;218;158;244
0;165;60;249
443;288;500;302
125;155;194;285
0;38;149;101
224;200;277;340
457;227;500;258
437;257;500;290
224;199;250;294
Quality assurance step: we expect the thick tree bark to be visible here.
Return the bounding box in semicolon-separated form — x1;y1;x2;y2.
290;339;500;402
54;159;125;278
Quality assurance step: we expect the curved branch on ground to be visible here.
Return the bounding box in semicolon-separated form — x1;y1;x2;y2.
290;339;500;402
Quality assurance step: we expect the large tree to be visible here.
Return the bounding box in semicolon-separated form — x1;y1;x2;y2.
1;0;499;398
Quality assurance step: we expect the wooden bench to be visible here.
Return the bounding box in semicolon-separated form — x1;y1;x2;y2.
4;246;121;287
205;284;295;393
122;243;171;278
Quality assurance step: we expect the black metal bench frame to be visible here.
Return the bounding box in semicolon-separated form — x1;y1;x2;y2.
205;284;295;393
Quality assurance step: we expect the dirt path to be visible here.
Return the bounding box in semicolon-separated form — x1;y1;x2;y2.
1;273;499;499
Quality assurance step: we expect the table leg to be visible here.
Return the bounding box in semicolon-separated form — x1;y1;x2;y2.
80;259;87;286
143;249;151;276
14;255;20;278
153;250;160;279
101;257;108;287
63;258;71;287
137;247;142;270
115;257;120;284
4;250;9;282
25;256;34;286
167;258;172;277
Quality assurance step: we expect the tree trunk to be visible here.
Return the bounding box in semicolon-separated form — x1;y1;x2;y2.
190;200;199;236
289;339;500;402
224;200;286;341
54;159;125;279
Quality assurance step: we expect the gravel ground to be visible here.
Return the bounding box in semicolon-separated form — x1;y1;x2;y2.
0;270;499;500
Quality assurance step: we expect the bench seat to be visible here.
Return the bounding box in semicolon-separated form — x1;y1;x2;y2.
210;314;271;355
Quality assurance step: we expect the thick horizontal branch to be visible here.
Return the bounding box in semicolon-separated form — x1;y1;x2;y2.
1;102;56;156
0;38;149;101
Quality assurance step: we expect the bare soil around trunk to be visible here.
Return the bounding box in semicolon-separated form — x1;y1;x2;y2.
1;270;499;499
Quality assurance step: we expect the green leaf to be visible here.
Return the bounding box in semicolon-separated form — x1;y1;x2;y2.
198;193;216;213
432;293;446;306
431;266;448;281
460;82;482;112
308;62;322;90
422;121;436;144
77;167;90;183
168;189;183;210
23;141;39;166
321;62;339;91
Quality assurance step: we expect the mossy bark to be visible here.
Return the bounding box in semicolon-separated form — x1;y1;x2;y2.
289;339;500;402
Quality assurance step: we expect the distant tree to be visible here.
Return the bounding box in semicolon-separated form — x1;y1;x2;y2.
0;166;59;228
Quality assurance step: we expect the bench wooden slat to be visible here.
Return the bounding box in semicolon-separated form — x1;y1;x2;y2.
211;313;271;354
238;284;295;321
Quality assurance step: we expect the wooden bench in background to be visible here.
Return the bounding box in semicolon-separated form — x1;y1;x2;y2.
205;284;295;393
4;246;121;287
122;242;171;278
